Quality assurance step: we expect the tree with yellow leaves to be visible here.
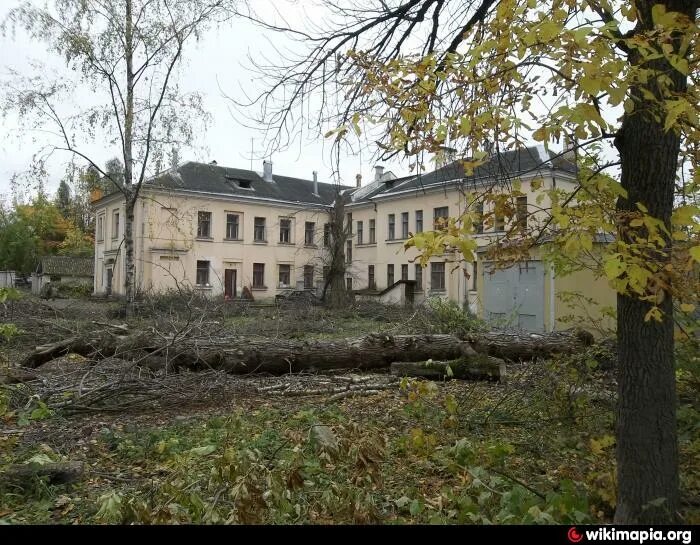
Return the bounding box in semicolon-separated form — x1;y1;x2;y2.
247;0;699;523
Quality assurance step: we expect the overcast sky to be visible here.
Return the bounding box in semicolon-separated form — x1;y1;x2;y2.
0;0;411;202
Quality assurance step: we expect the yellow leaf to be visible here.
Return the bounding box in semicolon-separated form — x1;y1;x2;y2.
680;303;695;313
532;127;547;141
690;245;700;263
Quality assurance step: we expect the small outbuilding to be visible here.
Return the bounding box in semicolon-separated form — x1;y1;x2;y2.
32;256;94;296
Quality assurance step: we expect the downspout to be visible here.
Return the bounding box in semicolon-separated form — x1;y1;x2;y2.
549;170;557;331
549;264;556;332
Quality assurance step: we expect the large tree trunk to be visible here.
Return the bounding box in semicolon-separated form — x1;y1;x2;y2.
122;0;136;310
612;0;696;523
20;329;589;371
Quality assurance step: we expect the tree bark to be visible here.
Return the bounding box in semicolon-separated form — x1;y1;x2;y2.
2;462;84;485
612;0;697;524
391;356;505;381
20;329;589;371
466;328;592;361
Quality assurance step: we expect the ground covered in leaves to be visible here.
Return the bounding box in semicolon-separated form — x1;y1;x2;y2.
0;295;698;524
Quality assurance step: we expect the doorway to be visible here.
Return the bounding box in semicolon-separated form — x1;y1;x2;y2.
224;269;237;299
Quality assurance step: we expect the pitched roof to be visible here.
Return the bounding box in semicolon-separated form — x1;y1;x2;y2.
145;162;350;206
38;256;94;277
351;146;577;203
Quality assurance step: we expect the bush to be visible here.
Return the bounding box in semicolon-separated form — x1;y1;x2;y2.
421;297;486;338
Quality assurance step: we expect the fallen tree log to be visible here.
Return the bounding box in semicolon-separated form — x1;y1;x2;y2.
465;328;593;361
2;461;85;485
391;356;505;381
21;328;592;374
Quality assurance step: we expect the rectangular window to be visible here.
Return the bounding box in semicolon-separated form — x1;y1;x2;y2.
401;212;409;239
473;203;484;234
401;264;408;281
415;210;423;233
254;217;266;242
368;265;375;289
369;219;376;244
196;260;210;286
387;264;394;286
305;222;315;245
278;264;291;287
253;263;265;288
431;262;446;291
356;221;363;245
279;218;292;243
197;211;211;238
304;266;314;289
226;213;240;239
323;223;331;247
516;196;528;230
97;216;104;241
112;210;120;239
433;207;448;229
346;277;353;291
388;214;395;240
346;240;352;263
472;261;478;291
346;213;352;235
495;209;505;232
415;264;423;290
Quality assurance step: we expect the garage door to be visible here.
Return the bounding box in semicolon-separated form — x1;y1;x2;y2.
482;260;545;331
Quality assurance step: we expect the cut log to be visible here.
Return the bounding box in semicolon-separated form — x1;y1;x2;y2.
2;461;85;485
391;356;505;381
21;328;593;374
465;328;593;361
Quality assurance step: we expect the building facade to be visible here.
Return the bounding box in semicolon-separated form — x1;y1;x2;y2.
93;147;616;332
93;161;347;300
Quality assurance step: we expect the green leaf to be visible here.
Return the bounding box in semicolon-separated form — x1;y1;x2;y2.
189;445;216;456
690;246;700;263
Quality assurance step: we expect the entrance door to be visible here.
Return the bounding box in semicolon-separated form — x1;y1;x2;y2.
224;269;237;299
482;260;545;331
105;267;113;296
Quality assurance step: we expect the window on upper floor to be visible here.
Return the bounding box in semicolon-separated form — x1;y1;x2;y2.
356;221;363;245
516;196;528;230
323;223;331;247
97;215;104;242
226;213;240;239
369;219;376;244
197;211;211;238
415;210;423;233
433;207;448;229
388;214;395;240
279;218;292;243
401;212;409;239
112;210;120;239
254;217;266;242
473;203;484;234
305;222;315;245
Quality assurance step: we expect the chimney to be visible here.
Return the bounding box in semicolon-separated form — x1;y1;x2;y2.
355;173;362;188
563;134;578;161
263;160;273;182
374;165;384;182
312;171;319;195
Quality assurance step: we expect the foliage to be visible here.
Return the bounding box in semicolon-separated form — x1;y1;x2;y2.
420;297;486;338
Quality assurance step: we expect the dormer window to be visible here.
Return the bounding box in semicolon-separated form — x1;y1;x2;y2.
237;180;251;189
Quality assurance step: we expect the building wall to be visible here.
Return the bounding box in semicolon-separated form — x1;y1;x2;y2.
93;189;333;299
